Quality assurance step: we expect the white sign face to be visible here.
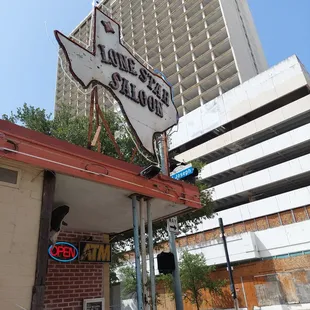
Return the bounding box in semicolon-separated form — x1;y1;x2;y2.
167;217;179;234
55;8;178;155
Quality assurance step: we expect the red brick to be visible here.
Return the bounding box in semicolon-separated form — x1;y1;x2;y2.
44;230;105;310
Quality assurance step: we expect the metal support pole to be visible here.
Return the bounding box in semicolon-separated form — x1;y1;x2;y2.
169;231;184;310
140;198;148;307
147;200;156;310
132;196;143;310
219;218;238;310
159;133;183;310
158;135;167;175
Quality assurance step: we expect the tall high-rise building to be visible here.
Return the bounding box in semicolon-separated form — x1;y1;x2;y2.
55;0;268;117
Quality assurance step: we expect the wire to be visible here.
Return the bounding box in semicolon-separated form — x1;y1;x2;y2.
116;113;159;165
0;147;177;198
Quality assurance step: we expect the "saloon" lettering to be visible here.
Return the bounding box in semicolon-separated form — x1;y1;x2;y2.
97;44;170;119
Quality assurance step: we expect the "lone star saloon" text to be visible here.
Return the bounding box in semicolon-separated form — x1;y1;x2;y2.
98;44;171;119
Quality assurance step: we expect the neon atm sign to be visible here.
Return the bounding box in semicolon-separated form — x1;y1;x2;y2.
48;242;79;263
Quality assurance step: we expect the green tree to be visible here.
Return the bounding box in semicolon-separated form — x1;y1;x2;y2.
2;103;214;281
119;266;138;299
2;103;152;165
118;265;163;305
161;251;225;310
121;252;225;309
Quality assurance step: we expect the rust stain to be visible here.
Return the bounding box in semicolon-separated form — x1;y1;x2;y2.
245;219;256;232
280;211;294;225
293;270;307;284
293;207;307;222
267;214;281;228
256;217;269;230
242;276;259;310
254;275;267;285
278;273;298;303
234;222;246;234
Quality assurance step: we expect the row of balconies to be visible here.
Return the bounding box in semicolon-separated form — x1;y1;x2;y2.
174;69;239;116
56;21;230;97
72;22;91;38
131;15;226;71
120;0;220;45
56;67;237;120
116;0;190;30
123;2;221;52
159;33;230;87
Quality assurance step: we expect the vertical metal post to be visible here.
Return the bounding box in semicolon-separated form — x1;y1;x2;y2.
169;231;184;310
158;135;167;175
147;200;156;310
219;218;239;310
132;196;143;310
159;133;184;310
140;198;148;307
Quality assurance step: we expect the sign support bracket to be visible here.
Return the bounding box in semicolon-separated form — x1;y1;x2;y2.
87;84;123;159
132;195;143;310
147;200;156;310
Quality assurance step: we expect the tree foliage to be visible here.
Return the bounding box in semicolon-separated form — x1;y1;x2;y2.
160;251;225;310
119;266;138;299
2;103;152;165
118;265;162;305
120;252;225;309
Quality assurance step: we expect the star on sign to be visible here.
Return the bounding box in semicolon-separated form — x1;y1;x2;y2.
54;7;178;155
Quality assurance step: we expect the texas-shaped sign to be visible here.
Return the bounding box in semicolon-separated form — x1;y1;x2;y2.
55;7;178;155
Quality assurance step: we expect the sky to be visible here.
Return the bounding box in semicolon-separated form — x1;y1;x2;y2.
0;0;309;118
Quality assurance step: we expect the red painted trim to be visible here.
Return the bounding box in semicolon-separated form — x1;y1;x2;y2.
0;121;201;210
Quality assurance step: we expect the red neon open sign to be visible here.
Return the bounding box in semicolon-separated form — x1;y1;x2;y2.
48;242;78;262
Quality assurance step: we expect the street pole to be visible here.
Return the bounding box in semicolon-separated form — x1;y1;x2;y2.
159;134;184;310
147;200;157;310
132;196;143;310
168;231;184;310
219;218;239;310
140;198;148;308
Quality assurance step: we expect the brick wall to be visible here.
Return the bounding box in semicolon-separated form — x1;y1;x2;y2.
0;158;43;310
44;231;109;310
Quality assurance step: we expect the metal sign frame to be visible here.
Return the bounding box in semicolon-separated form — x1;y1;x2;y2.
54;7;178;156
